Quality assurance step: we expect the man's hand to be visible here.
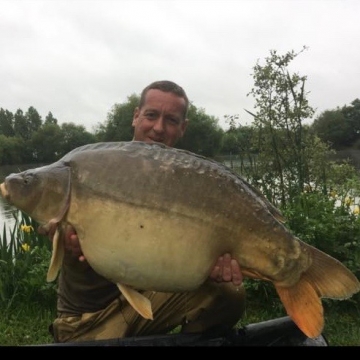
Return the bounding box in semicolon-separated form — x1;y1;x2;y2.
64;225;86;262
209;253;243;286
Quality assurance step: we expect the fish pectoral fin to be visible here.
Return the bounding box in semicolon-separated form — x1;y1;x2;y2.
117;283;153;320
46;227;64;282
275;277;323;339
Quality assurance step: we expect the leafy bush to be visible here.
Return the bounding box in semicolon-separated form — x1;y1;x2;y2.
244;185;360;312
0;210;56;309
281;190;360;310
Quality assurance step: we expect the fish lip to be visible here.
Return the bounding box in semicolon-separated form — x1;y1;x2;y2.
0;182;9;200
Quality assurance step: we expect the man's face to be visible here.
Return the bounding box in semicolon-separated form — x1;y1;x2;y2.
132;89;188;147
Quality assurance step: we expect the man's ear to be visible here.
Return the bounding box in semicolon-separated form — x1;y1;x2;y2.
132;107;140;126
181;118;189;136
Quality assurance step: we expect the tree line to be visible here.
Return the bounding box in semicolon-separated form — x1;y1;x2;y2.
1;94;359;166
0;94;226;165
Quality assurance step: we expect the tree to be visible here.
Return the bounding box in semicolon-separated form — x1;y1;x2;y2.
44;112;58;125
0;134;24;165
13;109;29;140
341;98;360;148
246;46;317;206
221;114;241;155
177;104;223;157
220;122;257;176
95;94;139;142
59;122;96;157
311;99;360;150
312;108;353;150
32;111;61;162
242;48;360;306
0;108;15;137
31;123;63;162
25;106;42;136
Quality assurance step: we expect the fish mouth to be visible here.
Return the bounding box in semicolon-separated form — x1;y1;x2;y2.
0;182;9;200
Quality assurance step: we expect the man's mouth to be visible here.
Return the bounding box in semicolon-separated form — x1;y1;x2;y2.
148;137;164;144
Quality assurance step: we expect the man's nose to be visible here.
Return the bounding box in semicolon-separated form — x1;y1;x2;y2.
153;117;165;133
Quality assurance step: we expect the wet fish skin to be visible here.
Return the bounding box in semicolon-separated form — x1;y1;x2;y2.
0;141;359;339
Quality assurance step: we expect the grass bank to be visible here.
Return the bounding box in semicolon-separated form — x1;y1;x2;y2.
0;300;359;346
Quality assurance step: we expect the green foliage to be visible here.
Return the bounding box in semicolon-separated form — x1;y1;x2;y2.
44;111;58;125
0;135;24;165
284;191;360;269
0;106;96;165
59;122;96;158
311;109;349;150
246;46;316;207
0;108;15;137
280;174;360;312
95;93;139;142
0;211;56;309
177;104;224;157
31;122;63;162
25;106;42;134
14;109;30;140
312;98;360;150
0;304;55;345
282;163;360;276
243;182;360;317
227;47;360;316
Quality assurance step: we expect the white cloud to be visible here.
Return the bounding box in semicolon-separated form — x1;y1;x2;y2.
0;0;359;132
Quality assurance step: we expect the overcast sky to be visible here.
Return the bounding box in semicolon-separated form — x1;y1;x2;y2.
1;0;359;132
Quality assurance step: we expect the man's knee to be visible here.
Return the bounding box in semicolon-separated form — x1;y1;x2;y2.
181;283;246;333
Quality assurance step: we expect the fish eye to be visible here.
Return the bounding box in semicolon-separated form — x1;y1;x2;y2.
24;174;33;185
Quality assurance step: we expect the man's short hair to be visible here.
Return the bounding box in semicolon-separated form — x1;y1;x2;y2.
139;80;189;119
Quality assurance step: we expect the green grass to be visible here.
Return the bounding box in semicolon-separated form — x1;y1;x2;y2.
323;311;360;346
0;304;56;346
0;299;359;346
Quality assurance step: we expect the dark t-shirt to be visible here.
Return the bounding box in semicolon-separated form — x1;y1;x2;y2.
57;252;119;315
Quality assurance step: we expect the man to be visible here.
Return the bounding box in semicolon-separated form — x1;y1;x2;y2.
50;80;245;343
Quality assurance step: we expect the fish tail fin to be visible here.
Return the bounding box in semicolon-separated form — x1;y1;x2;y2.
305;244;360;300
275;276;323;339
46;227;64;282
275;243;360;339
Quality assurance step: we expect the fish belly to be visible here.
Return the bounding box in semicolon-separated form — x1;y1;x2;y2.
67;198;227;292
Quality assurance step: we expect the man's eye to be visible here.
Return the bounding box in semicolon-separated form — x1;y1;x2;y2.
167;118;179;125
146;112;156;119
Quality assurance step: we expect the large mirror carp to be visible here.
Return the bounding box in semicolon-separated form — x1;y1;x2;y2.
1;141;359;339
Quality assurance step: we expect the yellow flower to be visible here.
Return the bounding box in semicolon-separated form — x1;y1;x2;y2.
353;205;360;215
21;243;30;252
21;224;34;233
345;197;354;206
